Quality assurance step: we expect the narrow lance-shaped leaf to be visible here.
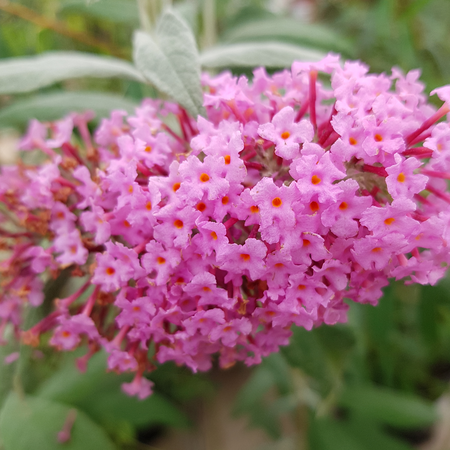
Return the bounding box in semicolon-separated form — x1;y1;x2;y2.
133;10;205;118
0;91;138;127
0;52;145;95
223;17;354;56
200;42;326;69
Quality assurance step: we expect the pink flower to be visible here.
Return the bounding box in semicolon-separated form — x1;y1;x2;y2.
258;106;314;160
3;53;450;400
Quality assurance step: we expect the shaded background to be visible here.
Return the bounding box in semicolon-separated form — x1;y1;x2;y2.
1;1;450;449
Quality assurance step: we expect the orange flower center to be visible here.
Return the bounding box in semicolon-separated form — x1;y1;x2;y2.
240;253;251;261
272;197;282;207
281;131;290;140
310;201;319;212
200;173;210;182
196;202;206;212
311;175;321;185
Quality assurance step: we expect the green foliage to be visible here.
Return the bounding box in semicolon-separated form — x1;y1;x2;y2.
200;42;326;69
1;1;450;448
0;52;144;95
309;416;415;450
222;18;354;57
133;10;205;118
0;92;138;127
339;384;436;428
0;392;118;450
59;0;140;25
37;352;189;431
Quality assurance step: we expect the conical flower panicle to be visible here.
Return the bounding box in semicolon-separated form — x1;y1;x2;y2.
1;55;450;398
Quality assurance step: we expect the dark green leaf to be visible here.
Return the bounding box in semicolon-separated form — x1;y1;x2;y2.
233;366;275;414
133;10;205;117
37;352;188;429
339;384;437;429
344;417;415;450
0;52;144;95
281;327;333;395
0;91;138;127
263;353;292;396
83;390;189;429
0;392;117;450
309;417;364;450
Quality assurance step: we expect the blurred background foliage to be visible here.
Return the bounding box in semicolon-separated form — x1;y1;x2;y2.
1;1;450;449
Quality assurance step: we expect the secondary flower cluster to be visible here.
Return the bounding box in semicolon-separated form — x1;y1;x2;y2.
1;55;450;398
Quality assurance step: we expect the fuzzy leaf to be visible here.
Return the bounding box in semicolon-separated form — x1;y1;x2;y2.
200;42;326;68
0;52;144;95
0;91;138;127
223;18;353;56
133;10;205;118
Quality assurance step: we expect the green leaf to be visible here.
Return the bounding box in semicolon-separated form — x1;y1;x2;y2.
309;417;364;450
344;417;415;450
234;365;276;414
0;91;138;127
82;390;189;430
419;284;448;348
222;18;353;56
281;327;333;395
0;340;18;409
0;392;117;450
310;416;415;450
339;384;437;429
200;42;326;68
133;10;205;118
60;0;139;25
37;352;188;430
36;352;109;405
263;353;292;396
0;52;144;95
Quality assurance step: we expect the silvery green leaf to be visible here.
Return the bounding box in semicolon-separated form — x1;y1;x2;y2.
0;52;144;95
133;10;205;118
200;42;326;68
222;18;353;56
0;91;138;127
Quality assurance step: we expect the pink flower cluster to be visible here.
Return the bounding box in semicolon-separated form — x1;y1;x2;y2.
1;55;450;399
